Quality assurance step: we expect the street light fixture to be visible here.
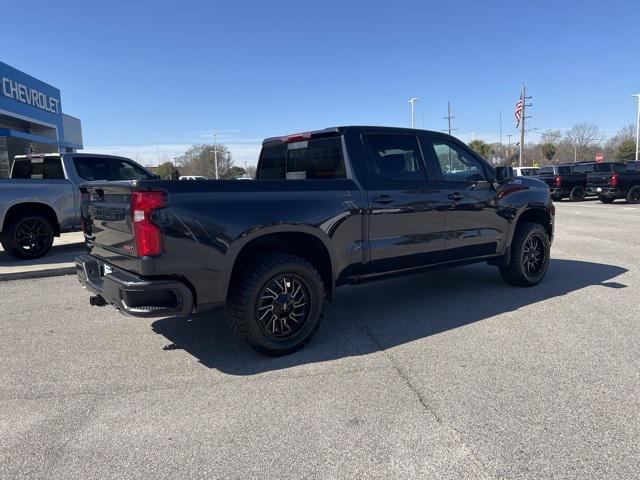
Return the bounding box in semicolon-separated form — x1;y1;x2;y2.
632;94;640;162
407;98;418;128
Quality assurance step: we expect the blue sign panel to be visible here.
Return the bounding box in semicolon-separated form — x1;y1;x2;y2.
0;62;64;142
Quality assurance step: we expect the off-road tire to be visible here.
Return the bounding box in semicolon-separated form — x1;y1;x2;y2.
569;186;586;202
225;253;325;356
599;195;615;204
499;222;550;287
626;186;640;204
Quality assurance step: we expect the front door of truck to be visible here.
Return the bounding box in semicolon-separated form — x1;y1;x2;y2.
421;134;509;262
363;133;448;272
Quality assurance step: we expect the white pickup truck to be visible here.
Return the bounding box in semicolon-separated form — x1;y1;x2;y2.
0;153;155;259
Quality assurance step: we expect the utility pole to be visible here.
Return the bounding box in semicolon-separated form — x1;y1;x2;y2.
499;110;503;161
518;83;533;167
213;132;219;180
407;98;419;128
632;94;640;161
442;102;458;136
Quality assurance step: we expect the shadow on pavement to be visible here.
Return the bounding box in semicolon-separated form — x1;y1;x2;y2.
152;259;627;376
0;242;85;267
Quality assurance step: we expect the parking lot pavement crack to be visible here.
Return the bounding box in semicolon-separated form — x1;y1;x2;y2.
337;291;496;479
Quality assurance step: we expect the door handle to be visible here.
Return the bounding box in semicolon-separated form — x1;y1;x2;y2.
373;195;394;204
447;192;464;201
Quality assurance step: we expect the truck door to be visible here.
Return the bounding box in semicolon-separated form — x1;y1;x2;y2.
363;133;448;272
421;134;509;262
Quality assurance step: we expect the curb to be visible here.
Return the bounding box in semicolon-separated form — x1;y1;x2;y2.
0;266;77;282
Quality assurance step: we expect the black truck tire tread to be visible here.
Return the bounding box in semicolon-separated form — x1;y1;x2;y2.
569;186;586;202
626;186;640;204
225;253;325;356
499;222;550;287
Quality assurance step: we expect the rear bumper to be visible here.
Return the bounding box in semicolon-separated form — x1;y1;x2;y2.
75;254;194;317
549;187;569;197
586;186;622;197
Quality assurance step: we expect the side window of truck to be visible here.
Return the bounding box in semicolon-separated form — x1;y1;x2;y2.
427;139;487;182
365;134;426;181
257;138;346;180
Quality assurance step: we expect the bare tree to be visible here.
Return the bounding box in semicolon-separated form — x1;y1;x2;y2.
540;129;562;146
176;143;234;178
564;123;604;162
245;165;257;179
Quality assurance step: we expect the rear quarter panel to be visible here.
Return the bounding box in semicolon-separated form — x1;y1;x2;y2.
122;179;366;307
0;180;76;233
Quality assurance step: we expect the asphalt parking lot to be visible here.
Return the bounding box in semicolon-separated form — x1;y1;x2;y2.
1;200;639;479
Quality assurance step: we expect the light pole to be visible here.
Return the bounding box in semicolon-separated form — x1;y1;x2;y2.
632;94;640;161
212;132;219;180
407;98;418;128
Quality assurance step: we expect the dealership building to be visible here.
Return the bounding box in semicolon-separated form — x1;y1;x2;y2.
0;61;83;177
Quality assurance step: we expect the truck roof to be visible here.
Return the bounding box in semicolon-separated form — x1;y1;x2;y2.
14;152;134;161
262;126;445;146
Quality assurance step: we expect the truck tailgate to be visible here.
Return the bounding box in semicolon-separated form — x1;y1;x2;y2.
587;172;613;187
82;182;137;261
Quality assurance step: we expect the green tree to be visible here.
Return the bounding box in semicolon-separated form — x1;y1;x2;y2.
540;142;556;164
468;139;492;159
615;139;636;162
156;161;180;180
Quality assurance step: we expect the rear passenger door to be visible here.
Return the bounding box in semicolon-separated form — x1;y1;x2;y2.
363;133;448;272
422;134;509;261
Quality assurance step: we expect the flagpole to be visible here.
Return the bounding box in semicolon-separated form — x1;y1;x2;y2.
519;83;526;168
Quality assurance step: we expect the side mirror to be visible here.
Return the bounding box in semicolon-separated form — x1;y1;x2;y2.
494;166;513;184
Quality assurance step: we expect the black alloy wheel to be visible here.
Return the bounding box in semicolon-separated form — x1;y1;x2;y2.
627;186;640;204
499;222;550;287
226;253;325;356
1;215;55;260
521;234;545;278
256;274;310;339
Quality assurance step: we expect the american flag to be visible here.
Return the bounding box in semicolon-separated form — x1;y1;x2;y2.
514;97;523;127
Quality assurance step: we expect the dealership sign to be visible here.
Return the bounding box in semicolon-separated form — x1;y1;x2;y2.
2;77;60;114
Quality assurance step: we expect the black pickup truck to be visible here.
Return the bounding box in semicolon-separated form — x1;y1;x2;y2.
76;126;554;355
539;162;628;202
586;161;640;203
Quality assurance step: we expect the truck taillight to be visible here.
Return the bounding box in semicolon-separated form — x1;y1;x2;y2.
555;175;562;187
132;191;166;256
610;173;619;188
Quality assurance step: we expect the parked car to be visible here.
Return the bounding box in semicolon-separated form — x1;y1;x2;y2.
538;162;625;202
0;153;155;259
75;126;554;355
513;166;540;177
179;175;208;180
587;161;640;203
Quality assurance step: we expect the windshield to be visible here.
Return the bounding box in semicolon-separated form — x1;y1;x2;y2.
73;157;153;181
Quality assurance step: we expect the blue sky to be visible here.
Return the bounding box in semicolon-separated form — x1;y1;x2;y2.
4;0;639;166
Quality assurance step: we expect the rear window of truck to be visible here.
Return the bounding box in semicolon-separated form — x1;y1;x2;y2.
73;157;153;181
257;137;346;180
11;157;65;179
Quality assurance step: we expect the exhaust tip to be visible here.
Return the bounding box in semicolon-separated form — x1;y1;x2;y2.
89;295;107;307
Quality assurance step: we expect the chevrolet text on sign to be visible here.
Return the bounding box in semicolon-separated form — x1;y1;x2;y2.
1;77;60;114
